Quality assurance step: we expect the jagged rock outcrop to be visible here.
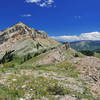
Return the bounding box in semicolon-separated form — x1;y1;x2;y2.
65;42;70;49
0;22;60;58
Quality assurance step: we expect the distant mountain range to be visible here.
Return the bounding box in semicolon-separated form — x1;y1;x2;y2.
70;40;100;52
60;40;100;52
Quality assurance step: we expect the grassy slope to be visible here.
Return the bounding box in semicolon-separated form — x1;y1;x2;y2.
0;48;98;100
94;52;100;58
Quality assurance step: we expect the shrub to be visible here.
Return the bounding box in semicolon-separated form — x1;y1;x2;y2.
34;52;41;57
26;53;32;60
96;67;100;70
23;53;32;62
42;49;47;53
47;84;70;95
36;43;42;49
74;53;79;57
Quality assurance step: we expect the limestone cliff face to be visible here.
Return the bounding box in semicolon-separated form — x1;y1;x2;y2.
0;22;60;58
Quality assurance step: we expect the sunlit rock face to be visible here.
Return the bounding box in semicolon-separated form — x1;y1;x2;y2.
0;22;48;44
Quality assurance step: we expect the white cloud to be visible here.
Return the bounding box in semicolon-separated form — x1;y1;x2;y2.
25;0;54;7
40;2;46;7
21;14;32;17
47;0;54;4
26;0;41;3
51;32;100;42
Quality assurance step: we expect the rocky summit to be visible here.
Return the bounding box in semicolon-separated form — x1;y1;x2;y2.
0;22;60;58
0;23;100;100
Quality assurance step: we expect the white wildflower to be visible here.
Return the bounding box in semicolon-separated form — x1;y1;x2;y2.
22;85;26;89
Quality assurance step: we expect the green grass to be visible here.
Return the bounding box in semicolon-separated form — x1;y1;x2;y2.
56;61;80;78
94;52;100;58
0;62;97;100
0;59;81;99
63;49;85;60
4;75;72;99
0;49;98;100
47;84;71;95
96;67;100;70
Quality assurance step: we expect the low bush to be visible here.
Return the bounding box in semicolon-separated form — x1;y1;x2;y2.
74;53;79;57
48;84;71;95
96;67;100;70
34;52;41;57
24;53;32;62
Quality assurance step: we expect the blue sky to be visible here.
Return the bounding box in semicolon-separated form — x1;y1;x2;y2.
1;0;100;41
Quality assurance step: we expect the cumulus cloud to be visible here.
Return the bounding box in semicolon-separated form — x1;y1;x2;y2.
25;0;54;7
21;14;32;17
51;32;100;42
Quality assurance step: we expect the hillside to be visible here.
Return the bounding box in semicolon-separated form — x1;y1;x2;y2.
0;47;100;100
0;23;100;100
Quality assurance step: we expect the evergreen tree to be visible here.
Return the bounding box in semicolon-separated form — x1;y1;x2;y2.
0;50;15;64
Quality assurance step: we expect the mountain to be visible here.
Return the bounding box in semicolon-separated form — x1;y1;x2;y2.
70;40;100;52
0;22;60;58
0;22;80;64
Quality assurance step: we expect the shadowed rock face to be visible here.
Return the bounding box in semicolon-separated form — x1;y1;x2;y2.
0;22;60;58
